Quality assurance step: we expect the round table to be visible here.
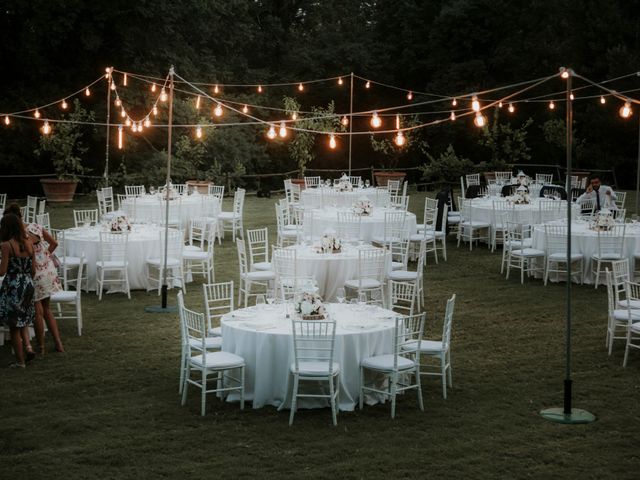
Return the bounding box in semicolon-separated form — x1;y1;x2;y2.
531;220;640;284
467;197;576;228
281;244;392;301
309;207;417;242
121;194;219;228
221;303;397;411
300;187;389;209
63;224;176;290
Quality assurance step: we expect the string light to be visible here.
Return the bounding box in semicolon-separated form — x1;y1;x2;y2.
498;101;503;108
115;97;122;107
341;115;349;126
329;134;337;149
138;122;143;132
125;118;131;127
561;70;570;79
549;101;555;110
365;81;370;89
450;111;456;121
4;115;9;126
85;87;91;96
452;98;457;106
160;88;168;102
131;122;138;132
195;95;201;110
214;103;223;117
144;117;151;128
120;108;126;118
471;96;480;112
620;102;632;118
338;77;343;85
151;83;157;92
394;131;406;147
407;91;413;101
291;112;298;120
118;126;123;149
473;112;487;128
61;99;68;110
41;120;52;135
196;126;203;139
34;110;41;119
257;85;263;93
214;84;219;94
110;81;116;91
569;93;575;100
279;121;288;138
152;106;158;116
370;111;382;128
242;104;249;114
123;73;127;86
508;103;515;113
600;96;606;104
266;124;277;139
298;83;304;92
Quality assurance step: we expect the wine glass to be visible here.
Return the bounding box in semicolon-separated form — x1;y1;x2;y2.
358;291;367;306
255;295;266;307
365;179;370;188
266;289;276;305
149;186;156;195
336;287;346;304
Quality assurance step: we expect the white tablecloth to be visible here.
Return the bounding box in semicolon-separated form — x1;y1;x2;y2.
300;187;389;209
467;197;575;227
309;207;417;242
63;225;173;290
121;194;219;228
221;303;396;411
283;244;392;301
532;220;640;284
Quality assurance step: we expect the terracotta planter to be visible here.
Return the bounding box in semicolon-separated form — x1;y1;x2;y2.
40;178;78;203
374;171;406;187
186;180;211;194
291;178;306;190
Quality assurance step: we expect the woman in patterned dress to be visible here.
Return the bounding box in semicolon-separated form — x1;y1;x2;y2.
26;222;64;354
0;213;37;368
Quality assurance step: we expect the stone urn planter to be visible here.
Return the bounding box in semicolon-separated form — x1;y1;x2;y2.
186;180;211;194
40;178;78;203
374;171;406;187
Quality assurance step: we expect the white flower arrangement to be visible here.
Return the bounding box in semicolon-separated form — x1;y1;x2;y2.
516;171;530;186
593;209;615;230
336;176;353;192
320;229;342;253
507;186;530;205
110;215;131;232
352;196;372;216
295;291;326;319
160;183;178;199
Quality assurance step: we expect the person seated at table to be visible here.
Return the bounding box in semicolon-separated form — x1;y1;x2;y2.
576;175;617;211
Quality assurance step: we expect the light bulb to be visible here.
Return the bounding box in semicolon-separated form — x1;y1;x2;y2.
508;103;515;113
131;122;138;132
329;134;337;149
291;112;298;121
118;126;123;149
338;77;343;85
196;126;202;139
214;103;223;117
600;96;606;104
407;91;413;101
144;117;151;128
498;101;503;108
138;122;143;132
34;109;41;119
450;111;456;121
115;97;122;107
123;73;127;86
473;112;487;128
341;115;349;126
242;104;249;114
370;112;382;128
620;102;632;118
151;83;157;92
110;81;116;91
549;101;555;110
394;131;406;146
298;83;304;92
125;118;131;127
365;81;371;89
452;98;457;106
61;99;68;110
472;96;480;112
257;85;263;93
561;70;570;79
4;115;9;125
153;106;158;116
42;120;51;135
214;85;219;94
105;67;112;74
195;95;201;110
267;125;277;139
85;87;91;96
279;121;287;138
160;89;168;102
120;108;126;118
570;93;575;100
395;114;401;130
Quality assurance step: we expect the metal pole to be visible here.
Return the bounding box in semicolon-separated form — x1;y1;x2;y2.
161;66;175;309
564;69;573;415
635;115;640;214
348;72;354;176
104;67;112;185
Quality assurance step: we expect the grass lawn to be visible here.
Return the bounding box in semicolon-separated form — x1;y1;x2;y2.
1;191;639;479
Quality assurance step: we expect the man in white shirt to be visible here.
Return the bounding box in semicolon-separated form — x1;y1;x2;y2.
576;175;617;211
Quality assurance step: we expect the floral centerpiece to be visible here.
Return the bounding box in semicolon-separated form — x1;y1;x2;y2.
110;215;131;233
320;229;342;253
352;196;372;216
507;185;530;205
336;174;353;192
160;183;178;199
593;209;615;231
295;291;326;320
515;170;529;186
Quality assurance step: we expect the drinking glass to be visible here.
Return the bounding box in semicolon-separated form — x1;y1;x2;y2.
266;289;276;305
358;292;367;306
336;287;346;304
256;295;266;307
365;179;370;188
149;186;156;195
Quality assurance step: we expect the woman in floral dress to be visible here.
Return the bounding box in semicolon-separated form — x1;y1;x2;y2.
0;213;37;368
26;222;64;353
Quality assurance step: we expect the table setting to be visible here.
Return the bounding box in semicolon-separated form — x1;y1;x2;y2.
120;192;219;227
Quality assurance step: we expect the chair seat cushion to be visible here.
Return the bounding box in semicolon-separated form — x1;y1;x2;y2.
190;351;244;369
461;221;491;228
280;230;298;238
290;361;340;376
245;270;276;281
403;339;445;354
189;336;223;350
344;278;382;289
50;291;76;302
146;257;182;267
283;225;298;231
183;245;203;253
409;233;435;242
391;261;405;271
388;270;418;281
252;261;272;271
371;236;402;245
592;253;624;261
208;326;222;337
59;256;84;266
511;248;545;257
617;299;640;309
548;253;583;261
612;309;640;321
96;260;129;269
217;212;238;220
182;251;208;261
361;354;416;372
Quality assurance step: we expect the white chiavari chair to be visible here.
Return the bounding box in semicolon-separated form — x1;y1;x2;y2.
304;176;321;189
344;248;386;305
457;197;490;251
73;209;99;227
96;232;130;300
246;227;272;271
25;195;38;224
145;228;185;294
35;212;51;231
237;239;275;307
505;222;545;284
50;255;84;336
543;224;584;285
218;188;245;241
536;173;553;185
202;281;234;337
387;280;417;317
182;228;215;285
336;211;361;244
125;185;145;196
0;193;6;212
592;224;626;289
623;280;640;367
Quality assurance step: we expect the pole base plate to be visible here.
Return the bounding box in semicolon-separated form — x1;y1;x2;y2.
540;407;596;424
144;305;178;314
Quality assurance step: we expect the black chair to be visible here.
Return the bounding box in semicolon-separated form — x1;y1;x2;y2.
539;185;567;200
501;184;528;197
465;185;483;199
